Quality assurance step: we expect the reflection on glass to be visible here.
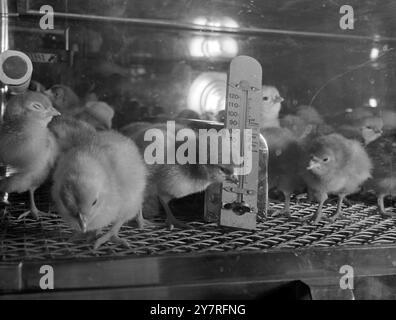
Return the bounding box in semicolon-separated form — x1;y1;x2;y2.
187;72;226;114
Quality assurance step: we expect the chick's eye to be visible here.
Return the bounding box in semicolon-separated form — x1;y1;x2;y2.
263;97;269;101
92;199;97;206
323;157;329;162
31;103;43;110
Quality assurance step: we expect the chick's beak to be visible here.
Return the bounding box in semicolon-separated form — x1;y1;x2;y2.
273;96;284;104
50;106;61;116
226;173;239;184
78;212;87;233
307;160;321;171
44;89;53;99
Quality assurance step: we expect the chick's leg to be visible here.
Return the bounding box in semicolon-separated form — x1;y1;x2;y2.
136;210;164;228
378;194;396;217
94;219;129;250
271;191;292;218
301;192;327;224
18;189;51;220
329;194;346;221
312;197;327;224
159;196;191;230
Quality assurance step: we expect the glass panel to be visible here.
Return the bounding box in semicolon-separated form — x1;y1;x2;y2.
7;0;395;128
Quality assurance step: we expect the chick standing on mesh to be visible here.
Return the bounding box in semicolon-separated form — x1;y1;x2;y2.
125;122;236;229
300;133;372;223
0;91;60;219
364;136;396;217
260;127;305;217
260;85;284;128
52;131;147;249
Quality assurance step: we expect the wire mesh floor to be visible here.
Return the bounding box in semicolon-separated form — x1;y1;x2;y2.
1;188;396;262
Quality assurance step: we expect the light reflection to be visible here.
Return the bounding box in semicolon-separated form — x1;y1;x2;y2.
369;98;378;108
190;16;238;58
370;47;379;61
189;36;238;58
187;72;226;114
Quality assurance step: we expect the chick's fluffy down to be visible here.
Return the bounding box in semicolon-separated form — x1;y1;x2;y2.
52;131;147;231
302;133;372;197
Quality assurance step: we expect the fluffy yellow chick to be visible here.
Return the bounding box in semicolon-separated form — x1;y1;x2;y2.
51;131;147;249
301;133;372;223
261;127;305;217
260;85;284;128
0;91;60;219
126;122;236;229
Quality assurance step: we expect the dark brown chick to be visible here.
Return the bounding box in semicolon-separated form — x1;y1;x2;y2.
364;136;396;217
125;122;236;229
261;127;305;217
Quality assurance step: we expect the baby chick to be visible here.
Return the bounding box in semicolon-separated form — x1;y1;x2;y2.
75;101;115;130
45;85;115;130
0;91;60;219
339;107;396;135
379;109;396;133
261;127;305;217
280;105;333;139
280;114;312;139
126;122;236;229
48;115;96;153
300;133;372;223
260;85;284;128
296;105;324;125
337;116;383;146
45;84;82;116
52;131;147;249
364;136;396;217
120;121;152;138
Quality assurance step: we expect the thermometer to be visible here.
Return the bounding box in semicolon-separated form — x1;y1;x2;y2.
220;56;264;230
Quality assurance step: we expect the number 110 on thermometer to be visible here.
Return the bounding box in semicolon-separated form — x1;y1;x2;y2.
220;55;265;230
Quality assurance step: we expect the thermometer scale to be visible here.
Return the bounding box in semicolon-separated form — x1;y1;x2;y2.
220;55;264;230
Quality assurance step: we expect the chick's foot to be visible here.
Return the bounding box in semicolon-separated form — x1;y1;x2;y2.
136;210;165;228
166;215;192;230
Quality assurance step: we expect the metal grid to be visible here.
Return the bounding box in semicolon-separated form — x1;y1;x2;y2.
1;188;396;262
